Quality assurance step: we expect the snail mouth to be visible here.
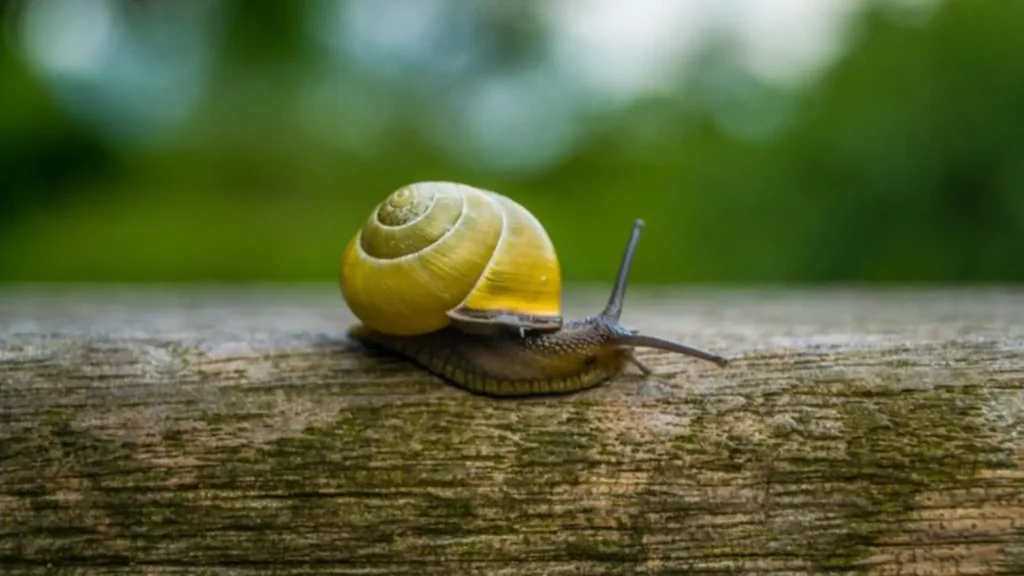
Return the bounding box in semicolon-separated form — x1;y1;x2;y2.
446;306;563;334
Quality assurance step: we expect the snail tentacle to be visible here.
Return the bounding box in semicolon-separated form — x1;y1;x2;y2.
598;218;729;368
602;218;644;320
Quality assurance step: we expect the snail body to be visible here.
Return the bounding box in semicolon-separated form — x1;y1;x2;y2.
340;181;727;397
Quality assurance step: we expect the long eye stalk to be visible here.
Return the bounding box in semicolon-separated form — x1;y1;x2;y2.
602;219;644;320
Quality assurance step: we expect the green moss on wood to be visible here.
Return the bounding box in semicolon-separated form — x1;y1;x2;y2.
654;376;1017;574
1;350;1020;572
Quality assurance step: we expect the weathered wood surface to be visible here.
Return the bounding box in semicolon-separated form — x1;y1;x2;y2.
1;285;1022;575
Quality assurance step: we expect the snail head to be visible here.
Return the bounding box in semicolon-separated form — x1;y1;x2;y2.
591;219;729;371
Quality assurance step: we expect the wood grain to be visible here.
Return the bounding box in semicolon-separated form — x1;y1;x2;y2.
1;285;1022;575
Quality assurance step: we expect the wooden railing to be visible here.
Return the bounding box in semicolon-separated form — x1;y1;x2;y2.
1;286;1022;574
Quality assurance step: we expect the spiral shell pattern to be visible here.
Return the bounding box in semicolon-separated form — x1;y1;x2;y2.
340;182;563;336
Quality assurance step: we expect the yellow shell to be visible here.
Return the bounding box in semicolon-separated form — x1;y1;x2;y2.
340;181;563;336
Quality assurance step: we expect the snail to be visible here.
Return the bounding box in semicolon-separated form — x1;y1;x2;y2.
340;181;728;397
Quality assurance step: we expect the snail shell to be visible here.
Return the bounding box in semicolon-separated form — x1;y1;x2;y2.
340;182;563;337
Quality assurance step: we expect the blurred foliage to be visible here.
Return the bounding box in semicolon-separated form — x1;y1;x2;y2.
0;0;1021;284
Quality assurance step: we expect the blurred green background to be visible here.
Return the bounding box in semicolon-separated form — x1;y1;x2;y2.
1;0;1021;285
